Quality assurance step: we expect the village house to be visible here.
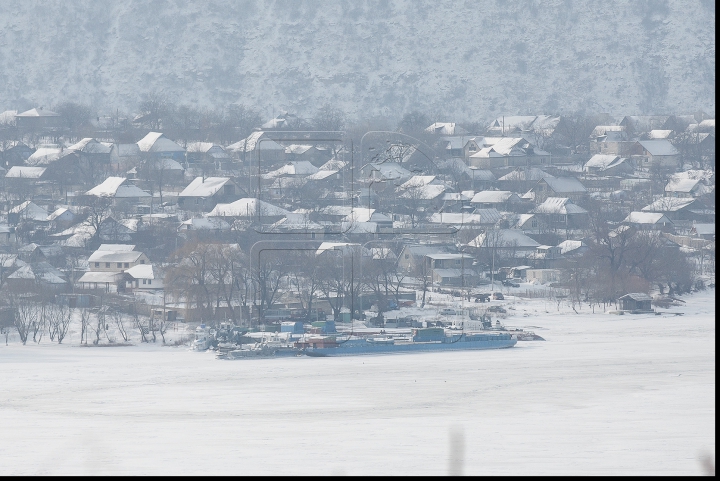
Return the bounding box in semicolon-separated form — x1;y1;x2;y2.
531;197;589;229
588;126;634;155
628;139;679;169
15;108;61;132
186;142;232;171
177;176;241;211
583;154;632;176
617;292;653;313
468;137;551;169
123;263;163;292
136;132;185;162
531;176;587;204
226;131;286;166
622;212;674;231
77;244;149;292
85;176;152;207
469;190;524;211
0;141;34;168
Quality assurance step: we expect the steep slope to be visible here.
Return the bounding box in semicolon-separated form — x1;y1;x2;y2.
0;0;714;120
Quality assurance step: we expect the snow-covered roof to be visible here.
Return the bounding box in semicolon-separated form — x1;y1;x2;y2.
365;162;413;181
556;240;585;254
641;197;696;212
9;201;47;221
8;265;65;284
498;168;553;182
88;249;144;263
398;175;437;189
468;229;541;248
637;140;679;156
86;177;151;198
539;177;587;193
77;271;123;284
470;137;528;158
179;217;232;231
623;212;673;225
5;166;46;178
16;108;59;117
665;178;701;193
399;184;446;200
262;161;319;179
98;244;136;252
584;154;624;170
179;177;231;197
319;158;347;171
186;142;221;153
26;147;62;165
316;242;360;255
532;197;588;215
648;130;673;139
137;132;184;153
125;264;158;280
426;122;468;136
208;198;290;217
46;207;73;221
68;138;112;154
618;292;653;301
470;191;518;204
226;132;285;152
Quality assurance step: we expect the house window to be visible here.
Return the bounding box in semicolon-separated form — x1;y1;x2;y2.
117;262;122;268
124;263;129;268
95;262;100;267
148;279;152;285
105;262;110;268
143;279;147;285
140;260;145;264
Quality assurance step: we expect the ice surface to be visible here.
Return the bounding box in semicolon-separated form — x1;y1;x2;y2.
0;290;714;475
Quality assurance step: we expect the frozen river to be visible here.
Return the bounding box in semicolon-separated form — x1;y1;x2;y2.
0;290;714;475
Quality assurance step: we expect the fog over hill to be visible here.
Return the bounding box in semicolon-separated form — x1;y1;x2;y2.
0;0;715;121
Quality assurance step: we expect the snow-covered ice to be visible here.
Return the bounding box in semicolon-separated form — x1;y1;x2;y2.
0;290;714;475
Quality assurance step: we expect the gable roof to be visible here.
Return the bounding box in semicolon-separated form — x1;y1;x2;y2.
470;190;519;204
136;132;184;153
179;177;231;197
468;229;541;249
86;177;151;198
67;138;112;154
5;166;46;178
226;132;285;152
532;197;588;215
208;198;290;217
16;108;60;117
538;176;587;194
641;197;696;212
623;212;673;225
637;139;679;156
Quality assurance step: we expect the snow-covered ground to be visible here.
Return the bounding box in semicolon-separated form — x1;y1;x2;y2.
0;289;714;475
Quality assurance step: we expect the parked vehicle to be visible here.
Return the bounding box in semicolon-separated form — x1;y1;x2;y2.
487;306;507;313
474;293;491;303
502;279;520;288
492;292;504;300
439;308;457;316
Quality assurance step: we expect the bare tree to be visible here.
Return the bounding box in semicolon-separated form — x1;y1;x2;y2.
138;92;170;131
54;102;93;140
14;300;38;345
110;310;129;342
46;303;73;344
79;308;92;344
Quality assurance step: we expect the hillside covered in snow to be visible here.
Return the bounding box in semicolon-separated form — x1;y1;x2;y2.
0;0;715;120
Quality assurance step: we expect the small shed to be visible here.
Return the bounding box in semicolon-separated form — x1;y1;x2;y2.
618;293;653;312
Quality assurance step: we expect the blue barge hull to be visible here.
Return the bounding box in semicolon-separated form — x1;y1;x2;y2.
301;334;517;357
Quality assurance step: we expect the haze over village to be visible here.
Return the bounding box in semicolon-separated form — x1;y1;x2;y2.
0;0;714;476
